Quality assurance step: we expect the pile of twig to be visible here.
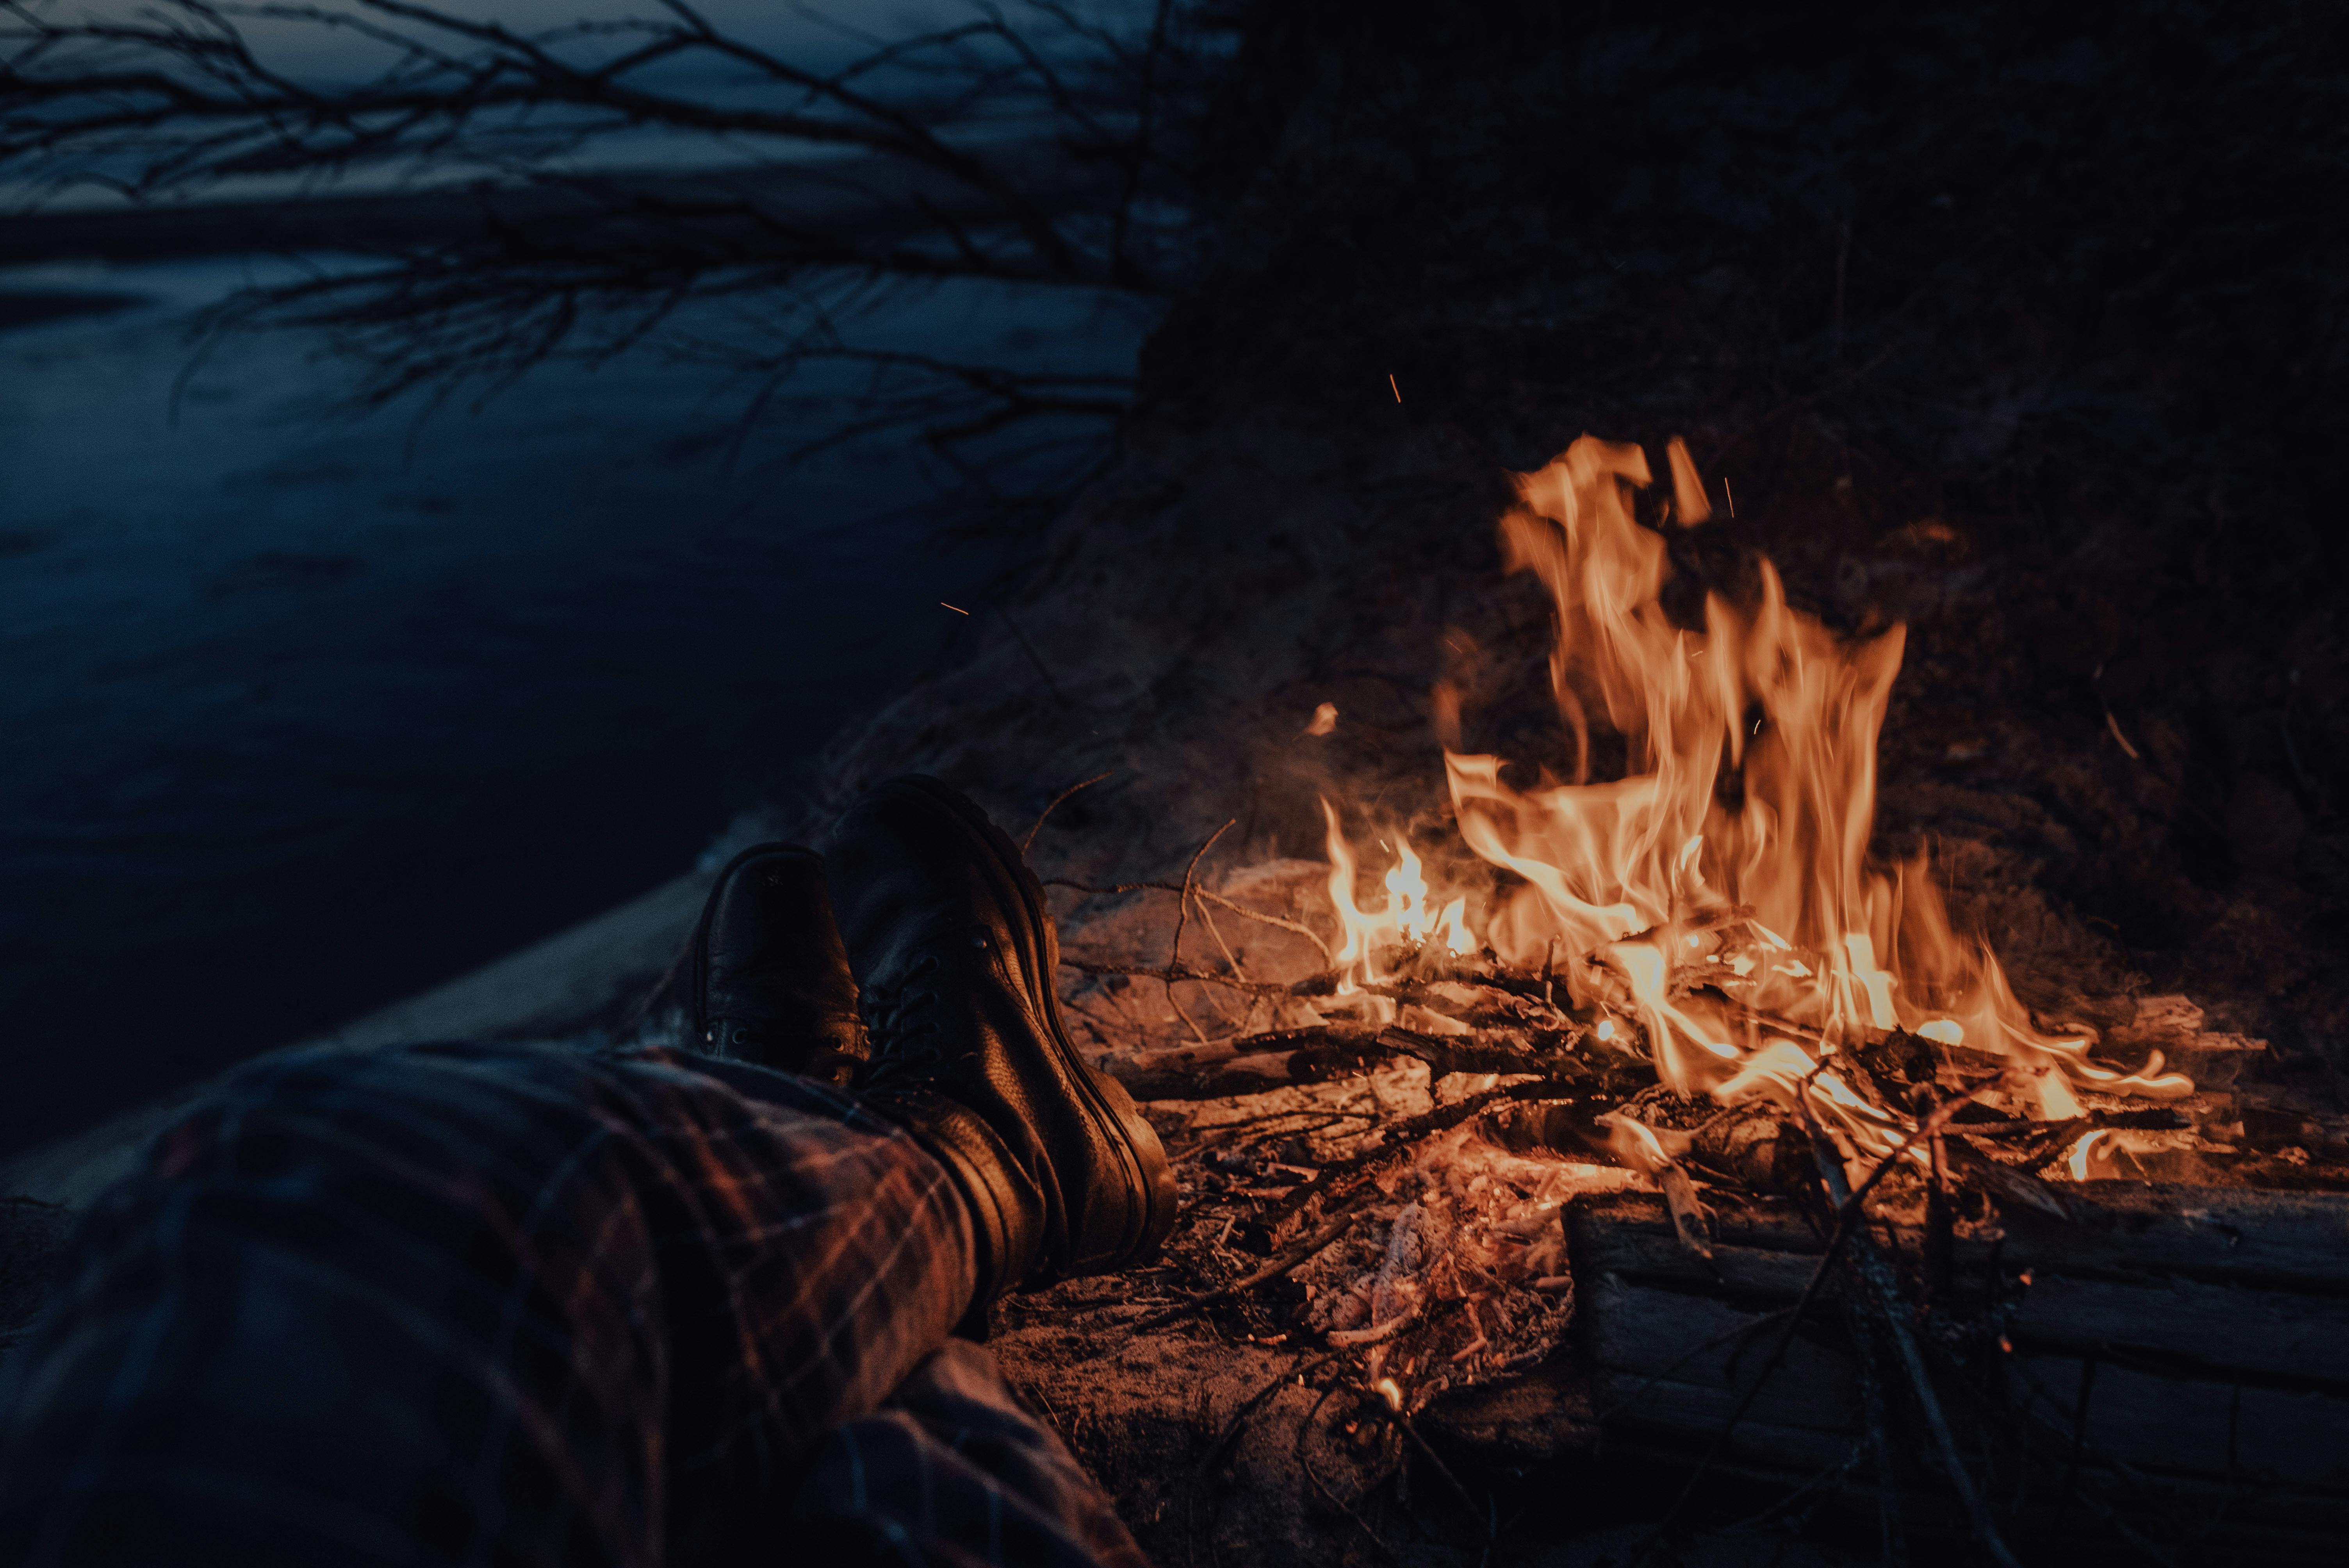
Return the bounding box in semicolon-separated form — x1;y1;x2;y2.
1039;825;2274;1562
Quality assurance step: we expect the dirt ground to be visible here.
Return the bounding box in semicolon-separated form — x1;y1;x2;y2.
5;7;2340;1563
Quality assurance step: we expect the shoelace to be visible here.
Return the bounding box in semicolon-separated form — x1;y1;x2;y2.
859;950;948;1091
861;930;1001;1093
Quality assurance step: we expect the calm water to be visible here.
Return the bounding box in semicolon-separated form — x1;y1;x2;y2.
0;256;1151;1155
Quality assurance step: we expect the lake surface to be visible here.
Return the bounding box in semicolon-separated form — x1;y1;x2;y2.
0;256;1152;1156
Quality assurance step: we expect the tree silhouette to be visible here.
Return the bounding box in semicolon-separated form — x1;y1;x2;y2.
2;0;1233;492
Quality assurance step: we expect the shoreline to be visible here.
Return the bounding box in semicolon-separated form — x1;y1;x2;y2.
0;866;715;1211
1;148;1097;268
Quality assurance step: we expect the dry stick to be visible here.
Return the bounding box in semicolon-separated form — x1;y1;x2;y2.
1296;1378;1403;1563
1174;1111;1372;1163
1022;769;1114;855
1711;1443;1870;1538
1800;1107;2023;1568
1059;958;1292;996
1111;1025;1560;1103
1656;1082;1994;1525
1194;891;1335;964
1196;1350;1337;1480
1166;987;1213;1048
1176;1103;1374;1145
1259;1078;1587;1248
1189;1352;1341;1568
1163;819;1236;1046
1393;1412;1490;1540
1193;896;1247;978
1123;1209;1360;1335
1169;819;1237;974
1064;950;1566;1010
1044;876;1336;964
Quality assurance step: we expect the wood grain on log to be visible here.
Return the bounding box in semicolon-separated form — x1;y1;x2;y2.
1556;1184;2349;1535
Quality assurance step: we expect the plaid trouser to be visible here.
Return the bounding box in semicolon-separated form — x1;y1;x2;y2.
0;1042;1146;1568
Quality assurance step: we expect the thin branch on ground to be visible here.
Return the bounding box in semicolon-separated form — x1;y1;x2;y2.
1122;1209;1361;1335
1189;1351;1338;1566
1193;895;1246;978
1024;769;1114;854
1048;878;1336;964
1656;1079;1999;1526
1256;1078;1590;1248
1169;817;1236;977
1799;1104;2023;1568
1061;957;1294;995
1295;1377;1403;1563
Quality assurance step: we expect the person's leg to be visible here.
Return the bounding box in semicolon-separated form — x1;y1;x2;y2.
0;1039;974;1568
790;1341;1148;1568
790;1339;1148;1568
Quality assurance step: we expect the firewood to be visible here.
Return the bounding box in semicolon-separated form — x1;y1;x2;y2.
1557;1182;2349;1537
1098;1024;1574;1101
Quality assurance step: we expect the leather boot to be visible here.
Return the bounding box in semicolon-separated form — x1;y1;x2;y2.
690;843;868;1087
823;776;1179;1306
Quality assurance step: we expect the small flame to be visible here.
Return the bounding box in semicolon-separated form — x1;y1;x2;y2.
1439;897;1472;955
1595;1111;1689;1175
1321;798;1475;987
1386;841;1430;941
2064;1129;2112;1181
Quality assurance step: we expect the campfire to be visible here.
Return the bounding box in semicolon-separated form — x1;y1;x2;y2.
1032;435;2349;1556
1325;435;2193;1143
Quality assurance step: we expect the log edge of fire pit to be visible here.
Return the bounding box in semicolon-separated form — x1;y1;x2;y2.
1529;1183;2349;1541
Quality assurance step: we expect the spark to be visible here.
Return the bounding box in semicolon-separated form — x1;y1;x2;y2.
941;602;969;615
2105;710;2141;760
1388;373;1402;403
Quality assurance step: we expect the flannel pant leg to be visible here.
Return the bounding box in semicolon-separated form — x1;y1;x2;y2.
788;1340;1148;1568
0;1040;977;1568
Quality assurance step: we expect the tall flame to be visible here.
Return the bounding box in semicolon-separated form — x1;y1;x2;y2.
1324;436;2188;1136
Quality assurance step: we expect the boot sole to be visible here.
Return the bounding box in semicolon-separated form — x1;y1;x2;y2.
879;776;1180;1271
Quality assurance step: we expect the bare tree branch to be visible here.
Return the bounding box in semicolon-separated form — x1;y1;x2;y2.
2;0;1233;476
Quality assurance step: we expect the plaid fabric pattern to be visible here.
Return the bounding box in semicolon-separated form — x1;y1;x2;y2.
0;1042;1144;1568
796;1341;1148;1568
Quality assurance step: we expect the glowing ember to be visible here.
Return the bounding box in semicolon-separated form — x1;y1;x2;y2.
1317;435;2190;1158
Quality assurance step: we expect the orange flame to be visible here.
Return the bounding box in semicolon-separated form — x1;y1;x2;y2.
1321;799;1475;993
1322;435;2189;1135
